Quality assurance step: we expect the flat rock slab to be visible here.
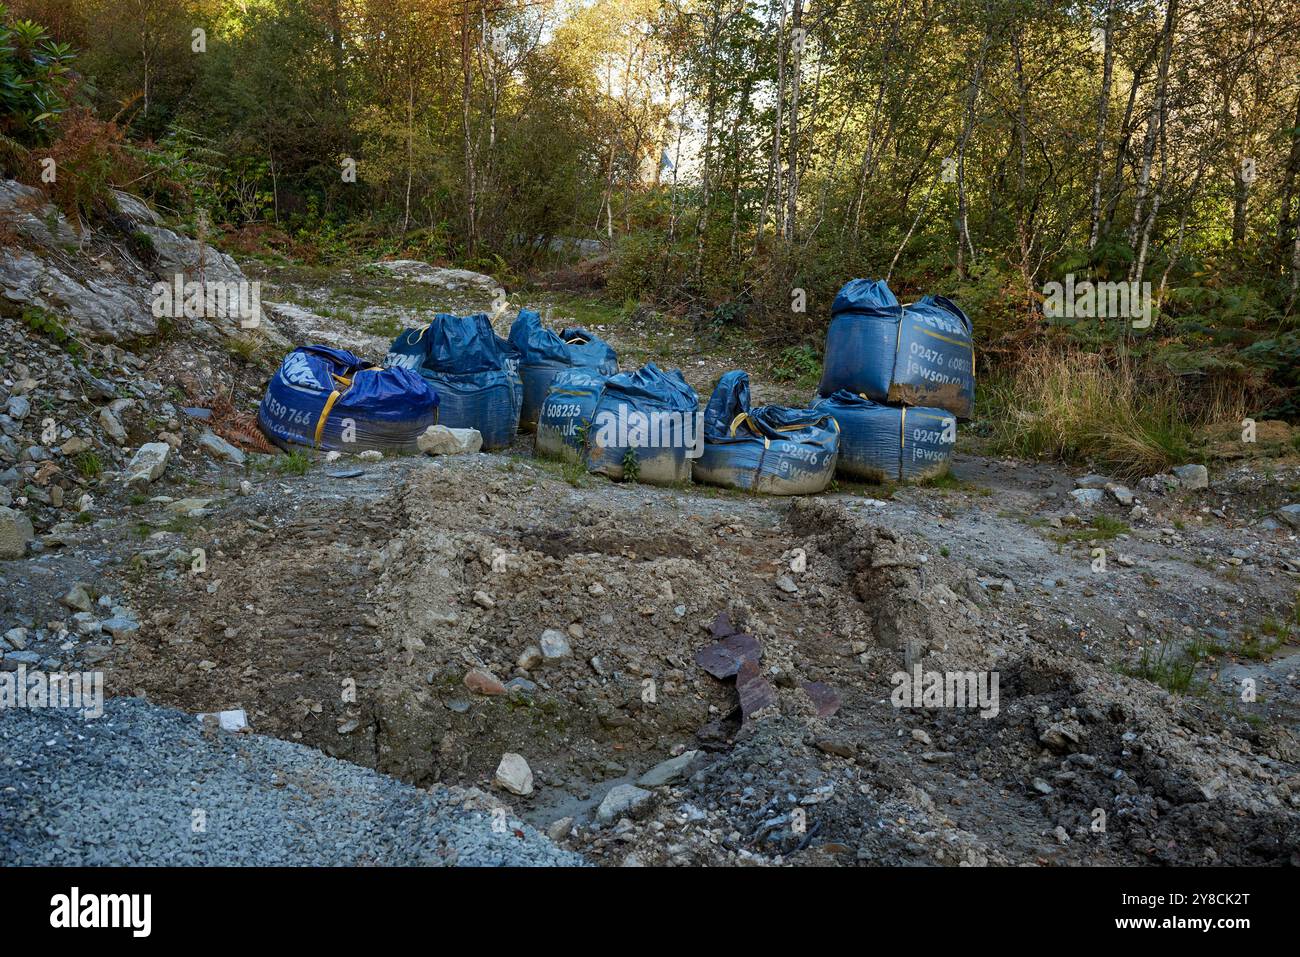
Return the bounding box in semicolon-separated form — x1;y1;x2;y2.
801;681;841;719
695;631;763;680
736;659;777;721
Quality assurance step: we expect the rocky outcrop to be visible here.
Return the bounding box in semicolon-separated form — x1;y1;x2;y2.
0;179;276;344
368;259;499;293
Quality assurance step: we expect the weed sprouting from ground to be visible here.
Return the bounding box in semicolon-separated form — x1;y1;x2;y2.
73;450;102;478
621;447;640;483
1121;642;1202;695
772;345;822;389
277;449;312;476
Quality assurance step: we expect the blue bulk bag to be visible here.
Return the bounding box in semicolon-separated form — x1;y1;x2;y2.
384;324;431;373
818;279;975;419
259;345;439;453
812;390;956;482
559;327;618;372
585;363;698;485
509;309;619;430
536;363;698;485
693;371;839;495
535;369;609;462
385;314;522;450
421;370;520;450
424;313;509;374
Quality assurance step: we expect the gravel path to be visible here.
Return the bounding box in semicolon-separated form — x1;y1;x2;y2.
0;697;583;866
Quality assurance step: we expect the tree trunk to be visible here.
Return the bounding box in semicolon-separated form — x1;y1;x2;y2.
461;5;477;255
784;0;803;242
1276;88;1300;265
955;26;992;279
756;5;786;249
1127;0;1178;251
1087;1;1115;252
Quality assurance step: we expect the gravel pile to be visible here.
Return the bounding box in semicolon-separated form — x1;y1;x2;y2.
0;697;583;866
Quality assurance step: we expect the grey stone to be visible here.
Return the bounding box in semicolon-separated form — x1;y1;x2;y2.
636;750;702;788
5;396;30;420
505;677;537;698
1075;473;1111;489
369;260;498;292
596;784;655;824
417;425;483;456
1172;463;1208;490
494;753;534;795
1105;483;1135;506
99;408;128;445
197;431;245;465
1276;504;1300;529
0;506;34;558
539;629;571;660
122;442;171;486
1069;487;1104;507
61;583;93;612
101;616;140;640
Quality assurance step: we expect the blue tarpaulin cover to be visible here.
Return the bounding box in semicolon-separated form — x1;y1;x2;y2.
259;345;439;453
385;314;522;449
535;368;609;462
535;362;698;485
509;309;619;429
693;371;839;495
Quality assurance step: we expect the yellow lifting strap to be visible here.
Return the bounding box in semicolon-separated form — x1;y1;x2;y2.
313;367;384;448
406;317;438;345
898;406;907;482
315;390;342;447
728;412;770;449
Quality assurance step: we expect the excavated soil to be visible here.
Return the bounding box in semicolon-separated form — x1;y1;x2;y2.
100;450;1300;867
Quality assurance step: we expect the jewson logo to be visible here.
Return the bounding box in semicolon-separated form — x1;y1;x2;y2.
590;403;705;459
890;666;1000;718
0;664;103;719
1041;273;1151;329
50;888;151;937
151;273;261;328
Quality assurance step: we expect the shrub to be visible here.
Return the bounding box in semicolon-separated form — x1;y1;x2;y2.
0;4;76;159
39;106;142;229
983;348;1196;478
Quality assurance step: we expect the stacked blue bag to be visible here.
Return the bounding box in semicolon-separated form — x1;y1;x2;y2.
693;371;840;495
814;278;971;482
259;345;439;453
535;362;698;485
385;313;522;450
508;309;619;430
812;391;955;482
818;279;975;420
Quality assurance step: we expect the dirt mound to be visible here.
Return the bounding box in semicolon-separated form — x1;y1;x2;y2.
102;452;1299;866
